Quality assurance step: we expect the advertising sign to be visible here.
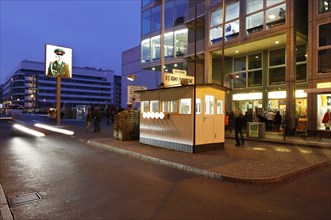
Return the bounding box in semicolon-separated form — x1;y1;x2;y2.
248;123;259;138
127;85;147;104
45;44;72;78
163;73;194;87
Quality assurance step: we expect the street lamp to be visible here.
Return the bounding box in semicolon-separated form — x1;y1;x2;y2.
224;72;239;88
127;74;142;90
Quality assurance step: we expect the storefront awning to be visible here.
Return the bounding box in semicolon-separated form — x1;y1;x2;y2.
303;88;331;93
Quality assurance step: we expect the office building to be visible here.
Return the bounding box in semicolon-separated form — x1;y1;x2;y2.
139;0;331;136
2;60;120;111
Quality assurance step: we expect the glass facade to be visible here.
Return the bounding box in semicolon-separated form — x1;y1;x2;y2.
269;48;286;85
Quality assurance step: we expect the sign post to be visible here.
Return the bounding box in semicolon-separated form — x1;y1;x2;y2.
56;77;61;125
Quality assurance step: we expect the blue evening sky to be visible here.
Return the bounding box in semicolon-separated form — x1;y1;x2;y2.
0;0;141;83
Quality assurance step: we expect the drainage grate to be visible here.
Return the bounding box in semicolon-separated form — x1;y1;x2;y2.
8;192;42;207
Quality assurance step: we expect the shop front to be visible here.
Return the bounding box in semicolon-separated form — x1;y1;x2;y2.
139;84;228;153
232;92;263;120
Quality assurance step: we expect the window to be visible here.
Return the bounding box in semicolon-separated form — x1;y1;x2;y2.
151;36;160;61
210;1;239;45
318;23;331;74
165;0;174;28
141;101;150;113
266;4;286;29
151;5;161;32
205;95;214;115
150;100;159;112
246;12;263;34
296;44;307;82
142;9;151;36
162;100;178;113
175;29;188;56
269;48;286;85
164;32;174;58
247;0;263;14
217;100;223;114
196;98;201;114
142;0;151;7
233;53;263;88
141;39;150;63
266;0;284;7
180;98;191;114
318;0;331;14
174;0;188;25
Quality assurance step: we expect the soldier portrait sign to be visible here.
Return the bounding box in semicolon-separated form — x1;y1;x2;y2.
45;44;72;78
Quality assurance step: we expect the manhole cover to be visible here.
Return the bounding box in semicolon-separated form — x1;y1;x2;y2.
8;192;42;207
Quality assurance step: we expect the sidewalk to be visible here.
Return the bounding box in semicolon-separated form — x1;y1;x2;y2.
56;119;331;185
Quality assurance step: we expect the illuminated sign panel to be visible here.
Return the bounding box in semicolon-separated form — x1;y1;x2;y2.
45;44;72;78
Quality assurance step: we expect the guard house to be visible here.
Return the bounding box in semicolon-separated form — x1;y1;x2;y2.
139;84;229;153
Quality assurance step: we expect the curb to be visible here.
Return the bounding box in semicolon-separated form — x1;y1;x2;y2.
225;136;331;149
0;183;13;220
87;140;330;185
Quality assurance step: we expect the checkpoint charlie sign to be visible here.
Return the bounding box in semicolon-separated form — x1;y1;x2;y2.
163;72;194;87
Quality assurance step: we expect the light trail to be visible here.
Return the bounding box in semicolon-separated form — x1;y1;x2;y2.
13;124;45;137
34;123;74;135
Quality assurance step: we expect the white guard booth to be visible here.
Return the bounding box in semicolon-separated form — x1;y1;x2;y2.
139;84;229;153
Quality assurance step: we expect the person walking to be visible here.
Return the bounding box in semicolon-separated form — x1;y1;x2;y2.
274;111;282;131
265;110;275;131
228;111;235;133
85;110;92;132
235;111;246;147
93;108;102;133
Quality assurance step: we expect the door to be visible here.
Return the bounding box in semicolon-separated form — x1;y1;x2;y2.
203;93;215;143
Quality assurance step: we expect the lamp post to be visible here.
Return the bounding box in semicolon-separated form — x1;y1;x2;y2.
127;74;142;90
224;72;238;88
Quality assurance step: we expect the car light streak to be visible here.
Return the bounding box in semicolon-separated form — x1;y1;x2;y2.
13;124;45;137
34;123;74;135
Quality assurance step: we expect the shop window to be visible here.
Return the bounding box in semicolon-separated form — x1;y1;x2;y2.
266;4;286;29
217;100;223;114
165;0;174;28
180;98;191;114
141;101;150;113
175;29;188;57
162;100;178;113
151;36;160;61
318;0;331;14
151;5;161;32
205;95;214;115
247;0;263;14
246;12;263;34
226;1;239;22
141;39;151;63
196;99;202;114
150;100;159;112
317;94;331;130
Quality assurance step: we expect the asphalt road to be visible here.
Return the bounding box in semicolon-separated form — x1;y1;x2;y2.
0;113;330;220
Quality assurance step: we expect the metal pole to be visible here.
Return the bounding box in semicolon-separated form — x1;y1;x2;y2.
56;76;61;125
221;0;226;86
193;5;197;150
161;0;165;85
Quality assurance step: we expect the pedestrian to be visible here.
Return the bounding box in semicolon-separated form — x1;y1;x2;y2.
93;108;102;132
274;111;282;131
235;110;246;147
225;112;229;131
265;110;275;131
86;110;92;132
228;111;235;133
106;109;111;126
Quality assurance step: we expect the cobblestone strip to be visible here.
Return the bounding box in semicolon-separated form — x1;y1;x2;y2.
0;183;14;220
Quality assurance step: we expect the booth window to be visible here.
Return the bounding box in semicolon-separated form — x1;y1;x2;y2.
150;100;159;112
141;101;150;113
180;98;191;114
217;100;223;114
162;100;178;113
205;95;214;115
196;98;201;114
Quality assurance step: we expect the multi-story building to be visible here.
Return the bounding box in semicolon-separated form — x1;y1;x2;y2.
139;0;331;136
2;60;121;110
